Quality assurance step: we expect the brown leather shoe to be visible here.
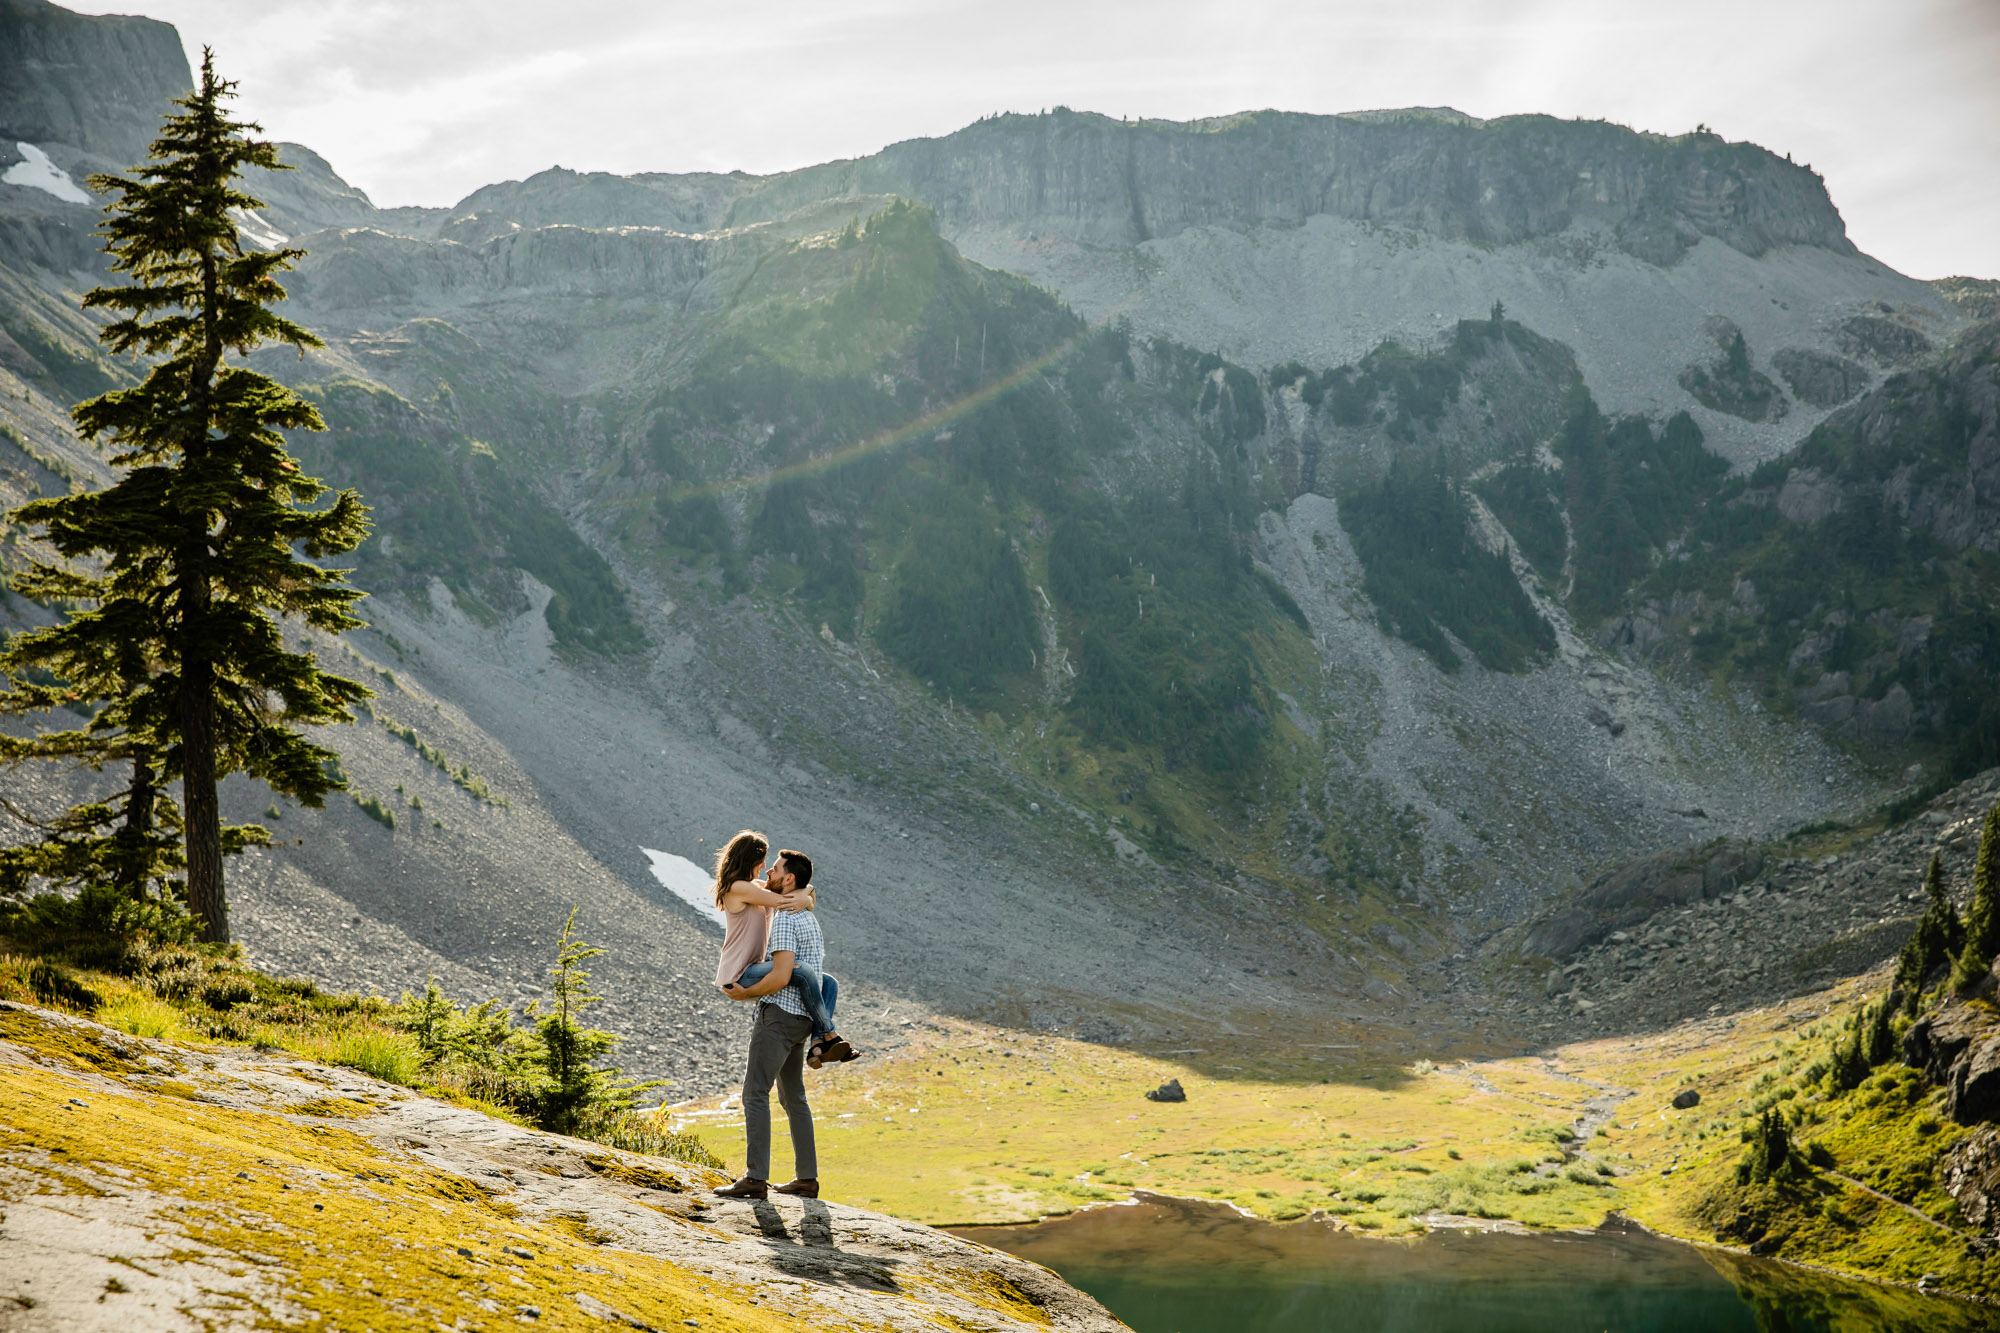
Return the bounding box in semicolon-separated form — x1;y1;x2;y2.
772;1178;819;1198
713;1176;768;1199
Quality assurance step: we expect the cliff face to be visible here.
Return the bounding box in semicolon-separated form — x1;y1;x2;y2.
739;109;1853;262
438;109;1852;266
0;0;189;168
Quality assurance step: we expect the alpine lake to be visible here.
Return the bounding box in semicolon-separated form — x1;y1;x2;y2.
953;1194;2000;1333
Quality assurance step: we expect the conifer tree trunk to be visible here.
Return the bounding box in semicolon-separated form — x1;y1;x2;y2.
182;653;225;941
184;244;226;942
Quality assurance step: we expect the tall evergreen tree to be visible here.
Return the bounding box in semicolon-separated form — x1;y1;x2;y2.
2;466;187;906
1952;802;2000;991
0;666;184;907
1895;853;1964;1011
8;51;369;942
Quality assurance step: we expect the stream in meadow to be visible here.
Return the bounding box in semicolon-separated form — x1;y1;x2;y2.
956;1194;2000;1332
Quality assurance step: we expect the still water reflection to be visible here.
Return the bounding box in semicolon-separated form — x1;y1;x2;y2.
955;1195;2000;1333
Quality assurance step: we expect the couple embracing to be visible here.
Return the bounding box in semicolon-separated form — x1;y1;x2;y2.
707;829;856;1201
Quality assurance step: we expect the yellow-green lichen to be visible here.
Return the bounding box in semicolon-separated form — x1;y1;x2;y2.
0;1008;813;1333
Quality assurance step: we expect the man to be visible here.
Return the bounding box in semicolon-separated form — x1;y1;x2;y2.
715;848;827;1200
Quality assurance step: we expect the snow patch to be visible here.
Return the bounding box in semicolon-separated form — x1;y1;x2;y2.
641;847;723;930
2;143;90;205
231;206;289;249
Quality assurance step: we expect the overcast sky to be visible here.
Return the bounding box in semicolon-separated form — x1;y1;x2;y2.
81;0;2000;279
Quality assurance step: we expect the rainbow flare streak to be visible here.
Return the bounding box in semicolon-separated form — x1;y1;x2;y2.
679;325;1104;501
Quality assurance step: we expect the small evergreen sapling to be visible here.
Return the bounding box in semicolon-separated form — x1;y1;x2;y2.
527;907;651;1133
1859;995;1896;1067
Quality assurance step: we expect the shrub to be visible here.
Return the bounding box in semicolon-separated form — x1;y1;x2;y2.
200;977;255;1010
395;978;538;1108
577;1106;727;1169
27;959;100;1011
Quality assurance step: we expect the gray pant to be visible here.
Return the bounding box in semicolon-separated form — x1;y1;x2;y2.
741;1003;817;1182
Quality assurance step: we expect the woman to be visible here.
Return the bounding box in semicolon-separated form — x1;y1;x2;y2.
709;829;842;1058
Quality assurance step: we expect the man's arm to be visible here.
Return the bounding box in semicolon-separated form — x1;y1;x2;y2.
724;950;795;1000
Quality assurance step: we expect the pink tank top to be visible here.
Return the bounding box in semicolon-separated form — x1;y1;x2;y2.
715;900;771;988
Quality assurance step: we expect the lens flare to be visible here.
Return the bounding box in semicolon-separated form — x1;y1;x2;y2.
674;318;1119;501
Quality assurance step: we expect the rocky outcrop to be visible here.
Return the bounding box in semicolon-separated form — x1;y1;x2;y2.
1839;313;1934;367
401;109;1856;268
1772;347;1870;408
1524;841;1764;960
1496;769;2000;1035
1936;278;2000;323
1731;318;2000;554
0;0;189;169
1678;319;1787;422
1903;996;2000;1125
0;1002;1123;1332
1943;1126;2000;1229
441;166;745;242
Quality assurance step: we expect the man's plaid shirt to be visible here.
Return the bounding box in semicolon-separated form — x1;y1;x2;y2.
762;909;824;1018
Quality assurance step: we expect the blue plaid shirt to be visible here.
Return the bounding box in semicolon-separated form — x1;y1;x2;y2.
762;909;824;1018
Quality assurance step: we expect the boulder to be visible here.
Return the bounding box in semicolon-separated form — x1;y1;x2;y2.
1958;1039;2000;1124
1671;1089;1701;1110
1145;1078;1186;1103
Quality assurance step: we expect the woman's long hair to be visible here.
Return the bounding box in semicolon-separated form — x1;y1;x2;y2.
712;830;769;907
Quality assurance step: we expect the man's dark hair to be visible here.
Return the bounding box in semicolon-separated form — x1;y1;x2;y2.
777;848;812;889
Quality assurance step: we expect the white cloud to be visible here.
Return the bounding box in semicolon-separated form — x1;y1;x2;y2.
73;0;2000;277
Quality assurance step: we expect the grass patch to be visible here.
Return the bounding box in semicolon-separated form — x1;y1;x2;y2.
676;1014;1615;1229
97;991;192;1041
